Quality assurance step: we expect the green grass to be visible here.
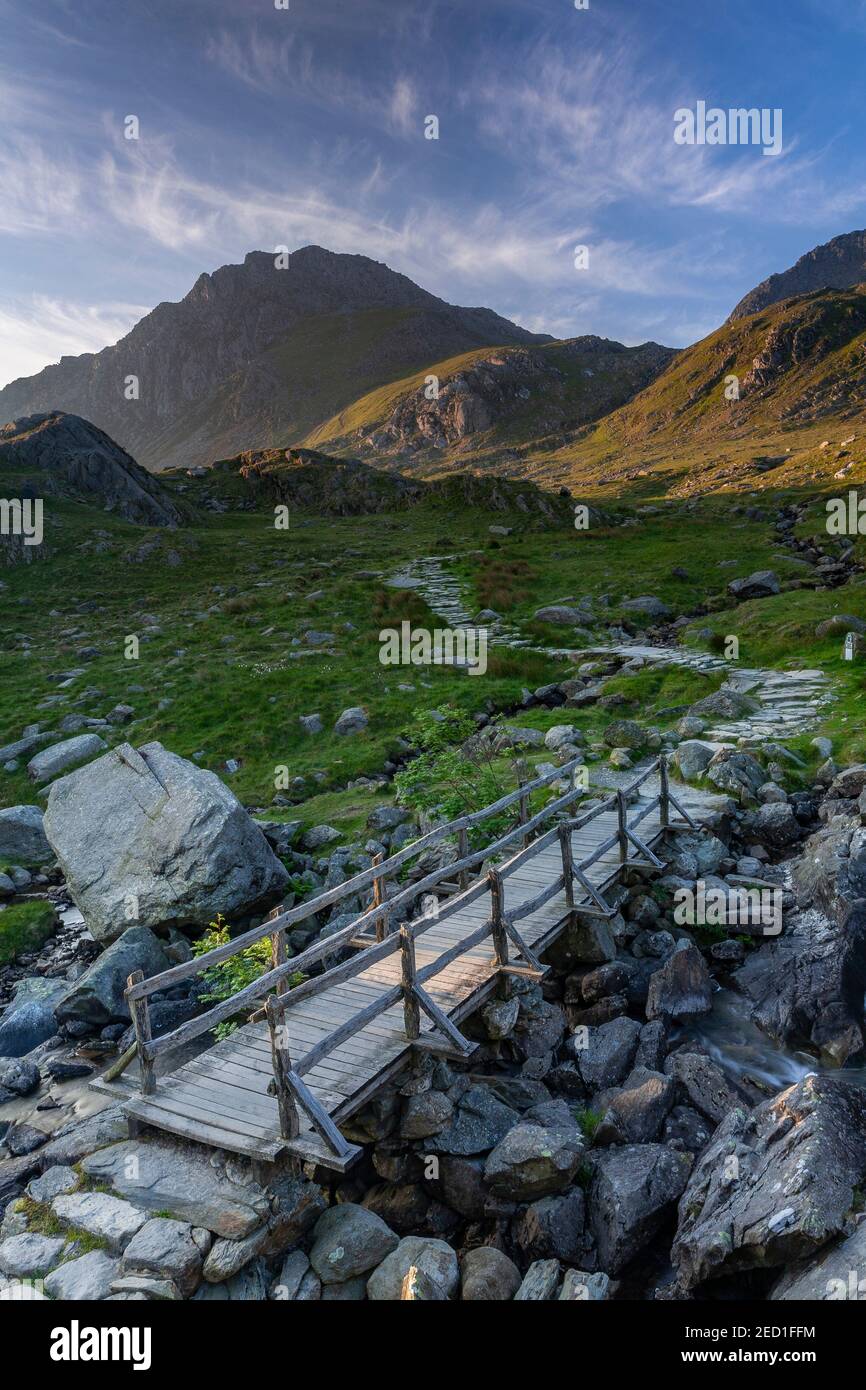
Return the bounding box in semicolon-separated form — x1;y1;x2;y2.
0;900;57;964
3;477;865;830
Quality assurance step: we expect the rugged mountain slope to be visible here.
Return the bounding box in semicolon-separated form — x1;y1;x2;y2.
305;336;675;474
730;229;866;320
0;247;549;474
0;413;183;526
539;283;866;496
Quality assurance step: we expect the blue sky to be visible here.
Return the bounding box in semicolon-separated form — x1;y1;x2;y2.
1;0;866;388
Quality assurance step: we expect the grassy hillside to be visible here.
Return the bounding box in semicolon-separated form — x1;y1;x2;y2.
533;285;866;499
305;337;675;475
3;467;865;833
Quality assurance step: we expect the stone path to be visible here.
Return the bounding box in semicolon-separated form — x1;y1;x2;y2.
581;643;831;747
390;557;833;749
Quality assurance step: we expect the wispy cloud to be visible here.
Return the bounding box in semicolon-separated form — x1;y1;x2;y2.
474;39;864;224
0;294;147;388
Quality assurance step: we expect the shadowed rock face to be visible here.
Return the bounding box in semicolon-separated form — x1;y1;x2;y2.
673;1076;866;1289
0;412;183;527
732;810;866;1066
730;229;866;320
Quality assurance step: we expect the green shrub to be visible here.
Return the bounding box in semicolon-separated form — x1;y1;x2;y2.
192;914;303;1042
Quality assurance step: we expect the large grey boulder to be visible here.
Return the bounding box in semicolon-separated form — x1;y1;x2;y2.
673;1076;866;1288
595;1067;676;1145
534;605;591;625
483;1123;584;1200
28;734;107;784
0;1233;65;1277
792;812;866;924
827;765;866;800
664;831;727;879
621;595;671;619
706;749;765;804
663;1051;744;1126
51;1192;147;1253
735;904;866;1067
43;741;289;942
37;1106;129;1168
367;1236;458;1301
743;802;800;849
121;1218;203;1298
334;707;368;736
0;806;50;865
0;1057;39;1096
728;570;780;600
735;811;866;1065
512;1190;588;1265
309;1205;398;1284
603;719;644;750
573;1016;641;1092
689;687;753;720
675;741;715;781
55;926;171;1026
432;1084;518;1156
589;1144;691;1275
514;1259;562;1301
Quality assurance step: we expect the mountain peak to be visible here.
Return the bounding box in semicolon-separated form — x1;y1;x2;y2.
730;228;866;320
0;248;546;471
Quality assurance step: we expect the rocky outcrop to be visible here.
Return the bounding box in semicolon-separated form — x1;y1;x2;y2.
732;809;866;1065
0;413;183;526
673;1077;866;1288
355;337;675;462
730;229;866;320
43;741;288;942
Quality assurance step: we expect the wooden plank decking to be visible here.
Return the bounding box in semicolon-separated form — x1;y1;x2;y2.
94;769;715;1169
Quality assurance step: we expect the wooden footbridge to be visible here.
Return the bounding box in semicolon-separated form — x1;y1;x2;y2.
96;757;703;1171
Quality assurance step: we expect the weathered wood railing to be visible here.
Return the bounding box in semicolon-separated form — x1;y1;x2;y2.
124;755;697;1159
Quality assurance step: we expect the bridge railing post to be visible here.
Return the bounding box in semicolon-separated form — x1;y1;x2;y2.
269;907;290;997
371;854;387;941
616;789;629;865
487;869;509;973
399;925;421;1041
127;970;155;1095
659;757;670;830
517;770;531;849
457;826;470;891
266;995;300;1140
558;824;575;910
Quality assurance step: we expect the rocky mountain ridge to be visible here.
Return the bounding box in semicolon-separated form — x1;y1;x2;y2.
730;228;866;320
0;247;549;474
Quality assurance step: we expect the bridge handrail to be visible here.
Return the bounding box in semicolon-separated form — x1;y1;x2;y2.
124;758;703;1136
126;752;590;1005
